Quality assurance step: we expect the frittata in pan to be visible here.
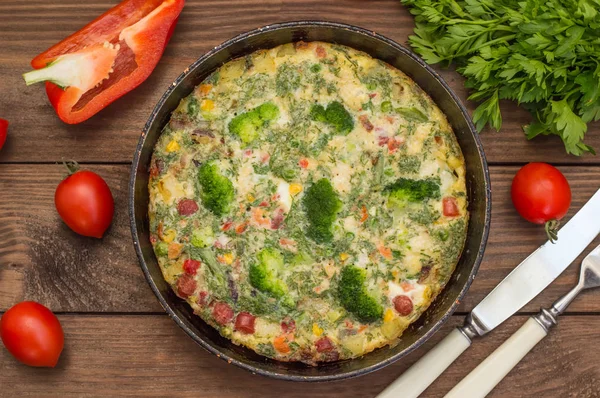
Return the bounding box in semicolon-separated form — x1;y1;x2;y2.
148;41;468;364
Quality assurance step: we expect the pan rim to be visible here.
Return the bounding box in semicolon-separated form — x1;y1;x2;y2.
129;20;491;382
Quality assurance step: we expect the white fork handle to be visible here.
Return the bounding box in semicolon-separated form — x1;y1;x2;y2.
445;317;547;398
376;328;471;398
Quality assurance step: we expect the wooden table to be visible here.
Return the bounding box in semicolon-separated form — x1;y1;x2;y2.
1;1;599;396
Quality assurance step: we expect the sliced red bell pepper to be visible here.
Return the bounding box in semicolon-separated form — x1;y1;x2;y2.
0;118;8;151
23;0;185;124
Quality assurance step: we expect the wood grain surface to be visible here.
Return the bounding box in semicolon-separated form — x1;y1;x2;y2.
0;0;598;164
0;0;599;397
0;315;598;397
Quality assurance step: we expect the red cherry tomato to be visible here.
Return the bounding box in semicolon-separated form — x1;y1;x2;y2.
511;163;571;242
0;118;8;151
55;162;114;238
0;301;64;367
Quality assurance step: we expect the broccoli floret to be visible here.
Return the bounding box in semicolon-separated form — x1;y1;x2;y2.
190;226;215;248
155;242;168;257
302;178;342;243
249;248;293;306
228;112;262;143
385;177;441;208
309;104;327;122
257;102;280;120
325;101;353;133
338;266;383;323
198;162;235;216
228;102;280;143
310;101;354;135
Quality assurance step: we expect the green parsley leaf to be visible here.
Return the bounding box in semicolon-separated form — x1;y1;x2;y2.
401;0;600;155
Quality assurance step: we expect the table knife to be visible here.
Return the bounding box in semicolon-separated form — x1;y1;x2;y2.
444;242;600;398
376;188;600;398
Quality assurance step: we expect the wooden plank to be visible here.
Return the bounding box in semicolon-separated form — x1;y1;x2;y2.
0;314;598;397
0;0;598;164
457;166;600;313
0;163;163;312
1;163;599;314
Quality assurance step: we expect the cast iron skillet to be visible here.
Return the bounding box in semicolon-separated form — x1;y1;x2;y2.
130;21;491;381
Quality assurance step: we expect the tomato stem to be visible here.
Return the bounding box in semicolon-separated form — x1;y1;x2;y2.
62;159;80;176
545;219;560;244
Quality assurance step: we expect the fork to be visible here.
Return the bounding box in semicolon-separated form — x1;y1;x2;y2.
444;243;600;398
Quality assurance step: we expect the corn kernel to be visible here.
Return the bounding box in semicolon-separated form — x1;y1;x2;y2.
384;308;395;323
201;99;214;111
289;183;303;196
162;229;176;243
222;253;234;265
165;140;180;152
339;252;349;262
199;84;212;95
312;323;323;336
246;193;255;202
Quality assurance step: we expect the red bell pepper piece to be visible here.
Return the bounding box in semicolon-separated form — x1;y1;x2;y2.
23;0;185;124
0;118;8;151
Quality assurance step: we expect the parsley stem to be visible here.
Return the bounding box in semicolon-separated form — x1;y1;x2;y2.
562;88;581;102
442;17;510;26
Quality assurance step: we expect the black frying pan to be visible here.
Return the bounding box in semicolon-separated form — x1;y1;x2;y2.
129;21;491;381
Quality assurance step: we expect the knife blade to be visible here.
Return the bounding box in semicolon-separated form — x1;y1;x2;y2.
376;188;600;398
471;187;600;335
445;242;600;398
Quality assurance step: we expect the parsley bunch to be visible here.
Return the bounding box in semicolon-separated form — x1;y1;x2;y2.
401;0;600;155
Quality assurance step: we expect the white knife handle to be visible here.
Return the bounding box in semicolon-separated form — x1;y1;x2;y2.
376;328;472;398
445;317;548;398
